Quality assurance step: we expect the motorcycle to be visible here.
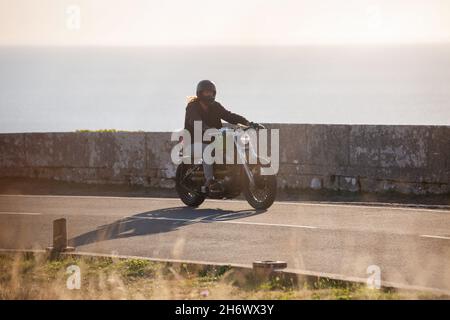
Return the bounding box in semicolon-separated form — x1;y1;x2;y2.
175;123;277;210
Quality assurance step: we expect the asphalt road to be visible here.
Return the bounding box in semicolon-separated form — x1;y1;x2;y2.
1;194;449;292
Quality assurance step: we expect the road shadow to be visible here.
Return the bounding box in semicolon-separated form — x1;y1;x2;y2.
69;206;265;247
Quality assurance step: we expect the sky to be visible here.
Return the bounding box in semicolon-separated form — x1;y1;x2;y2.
1;0;450;46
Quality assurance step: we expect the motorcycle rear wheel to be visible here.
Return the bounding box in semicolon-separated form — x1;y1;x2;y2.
175;164;206;207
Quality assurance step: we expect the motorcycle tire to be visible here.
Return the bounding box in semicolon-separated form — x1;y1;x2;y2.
175;163;206;207
243;171;277;210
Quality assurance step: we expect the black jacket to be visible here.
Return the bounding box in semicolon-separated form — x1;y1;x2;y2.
184;98;249;138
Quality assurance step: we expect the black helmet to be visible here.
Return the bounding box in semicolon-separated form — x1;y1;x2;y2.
196;80;216;104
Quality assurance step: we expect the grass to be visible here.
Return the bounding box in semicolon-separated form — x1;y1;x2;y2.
0;252;447;300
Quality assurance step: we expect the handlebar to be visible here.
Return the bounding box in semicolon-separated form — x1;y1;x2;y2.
235;122;265;130
249;122;265;130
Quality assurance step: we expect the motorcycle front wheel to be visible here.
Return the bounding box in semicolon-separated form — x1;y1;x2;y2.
175;163;206;207
243;167;277;210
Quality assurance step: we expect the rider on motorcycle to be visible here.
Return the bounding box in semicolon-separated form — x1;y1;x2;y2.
184;80;252;192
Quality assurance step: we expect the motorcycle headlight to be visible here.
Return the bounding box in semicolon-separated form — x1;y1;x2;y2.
239;133;251;145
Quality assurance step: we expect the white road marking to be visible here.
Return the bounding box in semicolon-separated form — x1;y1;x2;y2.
219;220;317;229
1;194;448;213
1;210;446;239
276;201;450;213
420;234;450;240
0;211;41;215
126;215;318;229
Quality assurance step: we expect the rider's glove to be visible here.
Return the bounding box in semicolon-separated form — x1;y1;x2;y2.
249;121;263;129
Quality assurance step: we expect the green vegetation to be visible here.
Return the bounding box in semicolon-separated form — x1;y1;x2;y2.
0;253;447;300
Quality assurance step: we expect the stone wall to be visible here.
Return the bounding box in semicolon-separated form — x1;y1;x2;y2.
1;124;449;195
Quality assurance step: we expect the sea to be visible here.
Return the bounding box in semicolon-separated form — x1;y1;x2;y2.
1;45;449;133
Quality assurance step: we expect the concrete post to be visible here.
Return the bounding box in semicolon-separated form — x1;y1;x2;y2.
53;218;68;251
253;260;287;281
46;218;75;254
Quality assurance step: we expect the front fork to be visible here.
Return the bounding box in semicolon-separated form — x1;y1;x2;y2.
236;140;256;188
236;134;272;189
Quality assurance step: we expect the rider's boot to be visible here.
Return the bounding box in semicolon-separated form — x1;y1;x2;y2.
204;178;222;194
